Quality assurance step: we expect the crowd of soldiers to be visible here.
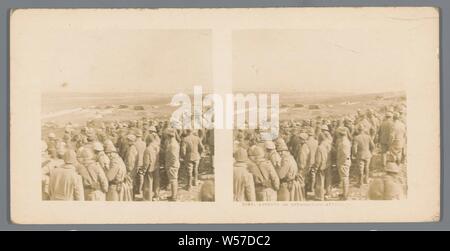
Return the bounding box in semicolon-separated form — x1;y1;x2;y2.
233;103;407;201
41;118;214;201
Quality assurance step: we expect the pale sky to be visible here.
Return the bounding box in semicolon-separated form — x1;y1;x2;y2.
233;29;409;93
14;11;431;95
28;29;212;93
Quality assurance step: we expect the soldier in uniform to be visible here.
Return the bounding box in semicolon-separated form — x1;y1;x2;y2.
41;141;57;200
312;133;332;201
319;124;333;143
287;128;300;159
378;112;395;167
233;147;256;201
306;128;318;194
48;150;84;201
104;142;132;201
247;137;262;163
391;112;407;163
46;132;58;158
93;141;110;173
295;133;309;199
264;140;281;170
124;134;138;197
164;128;180;201
134;130;147;199
251;147;280;201
336;127;352;200
143;134;160;201
63;126;74;149
352;125;375;187
181;129;204;191
78;148;109;201
275;139;303;201
147;126;161;145
366;109;380;141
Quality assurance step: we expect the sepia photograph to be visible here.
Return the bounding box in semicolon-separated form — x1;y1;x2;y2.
232;30;408;202
9;8;439;224
37;29;215;202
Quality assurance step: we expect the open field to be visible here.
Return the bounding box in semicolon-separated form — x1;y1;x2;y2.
278;91;405;121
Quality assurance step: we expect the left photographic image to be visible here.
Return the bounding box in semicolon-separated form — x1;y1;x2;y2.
39;29;214;202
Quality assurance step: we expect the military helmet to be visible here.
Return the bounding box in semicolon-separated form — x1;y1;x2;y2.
63;150;78;164
93;141;104;152
299;133;309;141
234;147;248;162
135;130;143;137
86;130;96;141
80;148;95;160
127;134;136;141
337;127;347;136
275;139;289;152
264;141;276;150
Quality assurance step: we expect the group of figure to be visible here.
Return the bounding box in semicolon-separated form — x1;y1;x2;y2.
233;103;407;201
42;118;214;201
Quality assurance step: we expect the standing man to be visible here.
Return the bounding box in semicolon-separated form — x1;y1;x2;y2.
181;129;204;191
48;150;84;201
391;112;406;163
42;141;52;200
265;140;281;170
306;128;318;194
233;147;256;202
366;109;380;141
336;127;352;200
165;128;181;201
143;134;161;201
275;139;302;201
93;142;110;173
288;129;300;159
146;126;161;145
252;147;280;201
312;133;332;201
319;124;333;143
104;142;132;201
78;148;109;201
46;132;58;158
295;133;310;199
42;141;66;200
134;130;147;199
378;112;395;167
352;125;375;187
125;134;138;199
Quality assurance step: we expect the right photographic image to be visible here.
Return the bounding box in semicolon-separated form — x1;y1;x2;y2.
232;29;407;202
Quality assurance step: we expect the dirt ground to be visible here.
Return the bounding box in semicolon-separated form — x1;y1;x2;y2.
157;153;214;202
306;148;407;201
